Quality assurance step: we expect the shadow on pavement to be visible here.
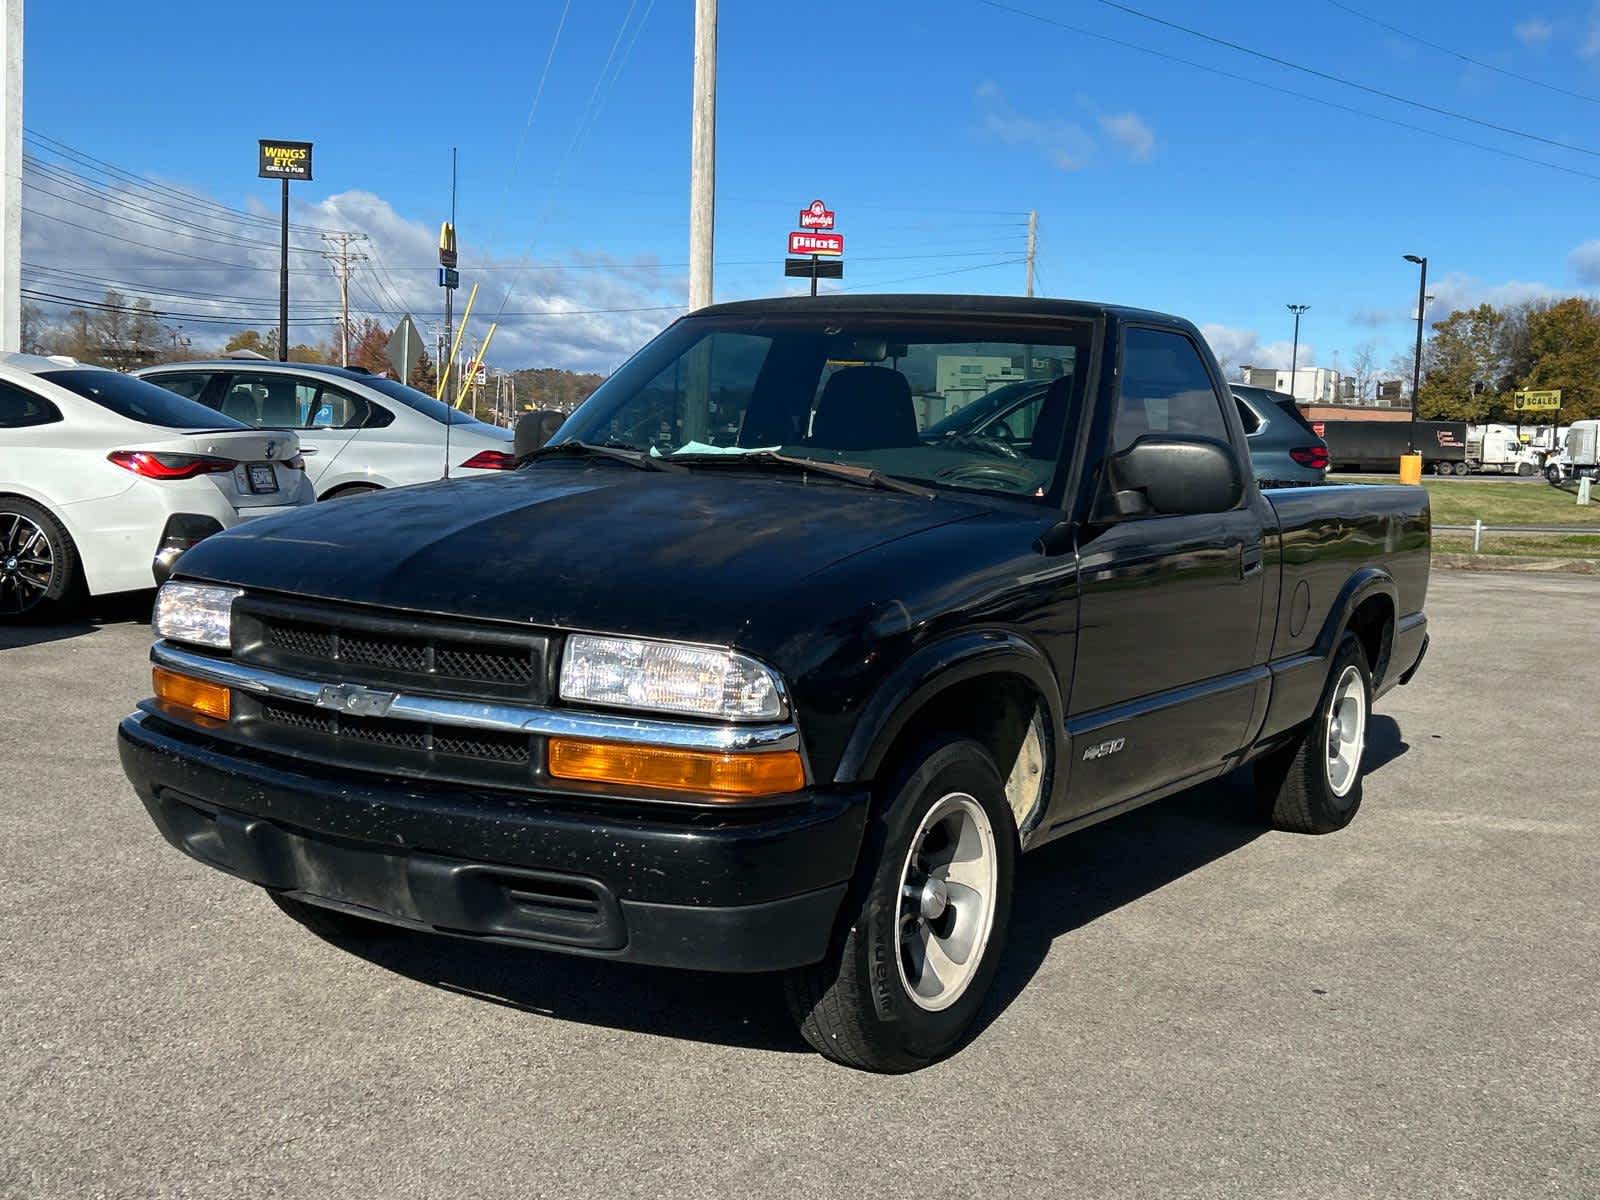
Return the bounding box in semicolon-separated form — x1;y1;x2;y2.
1363;715;1408;776
0;590;153;652
339;769;1296;1056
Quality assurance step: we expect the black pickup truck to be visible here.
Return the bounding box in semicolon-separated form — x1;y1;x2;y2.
119;296;1430;1072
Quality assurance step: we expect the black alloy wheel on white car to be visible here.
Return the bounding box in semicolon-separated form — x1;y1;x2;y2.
785;737;1017;1073
0;500;80;622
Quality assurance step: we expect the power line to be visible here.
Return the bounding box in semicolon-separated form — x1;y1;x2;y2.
978;1;1600;185
840;257;1028;292
1323;0;1600;107
1068;0;1600;159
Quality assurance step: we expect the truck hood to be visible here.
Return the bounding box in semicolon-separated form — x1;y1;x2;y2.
176;462;982;643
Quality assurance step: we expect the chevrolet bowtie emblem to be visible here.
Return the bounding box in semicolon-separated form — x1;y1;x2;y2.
315;683;398;718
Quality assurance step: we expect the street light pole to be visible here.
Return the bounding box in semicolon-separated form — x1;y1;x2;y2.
1287;304;1309;401
688;0;717;310
1404;255;1428;454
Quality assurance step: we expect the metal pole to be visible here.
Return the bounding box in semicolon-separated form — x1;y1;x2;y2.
810;254;818;298
1287;304;1308;401
442;148;457;398
0;0;21;353
1025;209;1037;297
688;0;717;310
1410;257;1427;454
278;177;289;361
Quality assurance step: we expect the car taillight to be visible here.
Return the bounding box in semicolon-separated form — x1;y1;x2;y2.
283;454;306;471
108;450;236;480
459;450;518;470
1289;446;1330;470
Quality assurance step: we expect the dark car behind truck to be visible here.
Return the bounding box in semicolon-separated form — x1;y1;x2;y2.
120;296;1430;1072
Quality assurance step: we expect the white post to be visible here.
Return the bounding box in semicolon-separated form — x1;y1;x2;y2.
1579;477;1593;507
0;0;22;353
1473;519;1482;554
688;0;716;311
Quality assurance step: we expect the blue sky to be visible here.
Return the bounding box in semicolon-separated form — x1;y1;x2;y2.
22;0;1600;372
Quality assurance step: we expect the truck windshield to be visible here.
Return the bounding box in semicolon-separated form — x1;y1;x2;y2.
553;314;1093;501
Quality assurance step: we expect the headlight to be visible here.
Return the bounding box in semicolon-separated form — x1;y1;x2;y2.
559;634;786;722
153;582;242;649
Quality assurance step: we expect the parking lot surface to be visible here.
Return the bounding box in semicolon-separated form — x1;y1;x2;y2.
2;572;1596;1199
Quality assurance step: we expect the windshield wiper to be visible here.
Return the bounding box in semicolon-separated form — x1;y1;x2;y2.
526;439;683;472
672;451;935;499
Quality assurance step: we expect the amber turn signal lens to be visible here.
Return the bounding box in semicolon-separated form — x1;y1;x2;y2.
152;666;231;722
547;738;805;799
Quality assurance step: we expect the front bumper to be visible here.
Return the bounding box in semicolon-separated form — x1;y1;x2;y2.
119;712;866;972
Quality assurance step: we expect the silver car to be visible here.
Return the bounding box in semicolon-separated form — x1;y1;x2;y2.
137;361;515;499
1229;385;1328;486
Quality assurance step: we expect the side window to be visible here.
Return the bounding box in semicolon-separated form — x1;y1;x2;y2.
311;385;368;429
220;373;299;428
1114;328;1230;452
145;373;216;406
0;380;62;429
1234;397;1261;435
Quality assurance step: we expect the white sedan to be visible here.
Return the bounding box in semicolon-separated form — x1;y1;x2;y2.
0;353;314;621
135;360;516;498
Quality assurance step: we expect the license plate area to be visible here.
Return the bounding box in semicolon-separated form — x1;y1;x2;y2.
246;463;279;494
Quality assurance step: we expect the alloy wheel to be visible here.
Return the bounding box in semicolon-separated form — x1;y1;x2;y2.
0;513;54;616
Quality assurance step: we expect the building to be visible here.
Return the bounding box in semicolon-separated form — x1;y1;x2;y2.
1239;364;1344;405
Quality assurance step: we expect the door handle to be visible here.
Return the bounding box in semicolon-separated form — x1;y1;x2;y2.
1241;545;1264;578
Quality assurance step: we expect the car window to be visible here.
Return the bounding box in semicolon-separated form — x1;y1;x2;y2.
1113;328;1230;451
355;374;483;426
1234;397;1262;435
0;380;62;429
144;372;215;405
310;384;368;429
37;370;244;430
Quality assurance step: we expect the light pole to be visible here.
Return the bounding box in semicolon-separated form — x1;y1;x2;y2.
1404;254;1428;454
1287;304;1309;401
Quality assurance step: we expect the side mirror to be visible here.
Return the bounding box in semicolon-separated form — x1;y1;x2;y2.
514;410;567;462
1101;435;1243;518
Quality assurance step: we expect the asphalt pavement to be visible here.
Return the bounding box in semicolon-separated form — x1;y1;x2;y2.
2;573;1597;1199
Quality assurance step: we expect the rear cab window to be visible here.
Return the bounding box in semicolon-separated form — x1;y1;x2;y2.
38;370;244;430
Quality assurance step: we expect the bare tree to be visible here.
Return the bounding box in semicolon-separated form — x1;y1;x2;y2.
1348;341;1380;405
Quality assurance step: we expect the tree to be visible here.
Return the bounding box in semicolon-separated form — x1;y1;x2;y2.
1416;304;1505;422
349;318;391;375
409;348;437;394
1521;298;1600;422
20;301;48;354
224;329;273;357
1347;341;1380;405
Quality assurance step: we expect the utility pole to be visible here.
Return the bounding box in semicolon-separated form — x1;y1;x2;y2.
1404;254;1428;455
1;0;23;353
1286;304;1310;401
688;0;717;310
1024;209;1037;298
441;148;458;398
320;232;369;368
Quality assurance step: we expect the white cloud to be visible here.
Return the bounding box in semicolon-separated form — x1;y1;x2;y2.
1200;324;1315;375
1514;17;1554;45
1570;239;1600;284
21;167;684;372
1100;112;1155;162
1584;6;1600;58
975;81;1096;170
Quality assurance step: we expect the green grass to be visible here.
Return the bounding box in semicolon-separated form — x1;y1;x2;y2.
1348;479;1600;527
1434;531;1600;559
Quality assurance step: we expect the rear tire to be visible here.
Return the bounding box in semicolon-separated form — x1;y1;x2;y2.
1257;634;1371;835
0;498;82;623
1453;461;1471;476
267;890;390;942
784;738;1016;1072
1517;462;1535;477
1433;462;1452;476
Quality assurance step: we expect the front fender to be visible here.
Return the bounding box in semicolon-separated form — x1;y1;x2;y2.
832;630;1067;794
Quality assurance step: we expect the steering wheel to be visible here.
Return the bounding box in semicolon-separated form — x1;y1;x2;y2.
935;460;1041;491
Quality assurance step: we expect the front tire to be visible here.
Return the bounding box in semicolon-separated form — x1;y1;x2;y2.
0;498;82;622
1257;634;1371;835
785;738;1016;1072
1547;464;1565;486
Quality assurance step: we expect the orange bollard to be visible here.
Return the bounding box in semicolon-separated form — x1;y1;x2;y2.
1399;452;1423;485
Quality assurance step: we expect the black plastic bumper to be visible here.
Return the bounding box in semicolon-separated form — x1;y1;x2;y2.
118;712;866;972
